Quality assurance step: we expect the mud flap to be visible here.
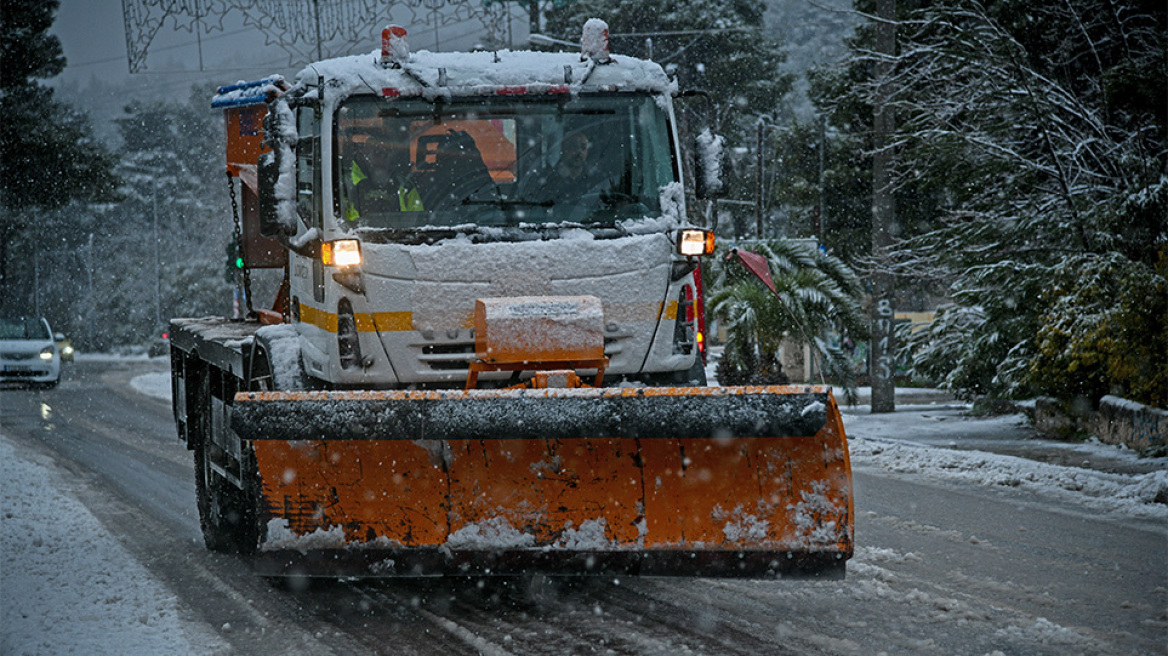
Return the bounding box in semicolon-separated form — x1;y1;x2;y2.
232;386;853;578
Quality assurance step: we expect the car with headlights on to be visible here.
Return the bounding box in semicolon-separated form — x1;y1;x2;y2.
55;333;74;362
0;316;62;388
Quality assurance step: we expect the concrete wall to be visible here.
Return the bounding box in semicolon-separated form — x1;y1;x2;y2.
1090;396;1168;454
779;338;813;383
1034;396;1167;455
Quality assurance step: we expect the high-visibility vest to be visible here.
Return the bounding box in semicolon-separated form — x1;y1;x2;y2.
398;186;423;212
345;160;423;221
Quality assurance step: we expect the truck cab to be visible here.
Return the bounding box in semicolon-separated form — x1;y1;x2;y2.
242;24;712;390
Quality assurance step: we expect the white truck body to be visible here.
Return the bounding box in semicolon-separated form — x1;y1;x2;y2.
253;44;703;388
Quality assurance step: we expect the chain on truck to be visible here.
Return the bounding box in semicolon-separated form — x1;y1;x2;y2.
168;18;854;578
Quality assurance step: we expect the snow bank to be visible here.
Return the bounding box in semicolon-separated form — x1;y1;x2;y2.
0;435;223;655
129;371;172;401
847;429;1168;520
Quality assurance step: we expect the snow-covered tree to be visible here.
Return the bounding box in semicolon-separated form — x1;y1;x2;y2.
8;82;236;351
862;0;1167;406
765;0;950;262
0;0;118;311
89;87;234;348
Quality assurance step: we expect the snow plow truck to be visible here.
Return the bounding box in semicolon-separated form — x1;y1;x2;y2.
168;19;854;578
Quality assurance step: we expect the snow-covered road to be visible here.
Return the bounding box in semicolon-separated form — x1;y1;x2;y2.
0;435;228;655
2;357;1165;655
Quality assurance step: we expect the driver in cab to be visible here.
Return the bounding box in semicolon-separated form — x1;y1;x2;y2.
344;135;423;222
537;131;608;203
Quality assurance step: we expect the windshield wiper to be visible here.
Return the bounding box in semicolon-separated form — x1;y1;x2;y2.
462;198;553;208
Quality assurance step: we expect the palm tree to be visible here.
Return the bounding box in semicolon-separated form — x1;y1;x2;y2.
707;238;868;404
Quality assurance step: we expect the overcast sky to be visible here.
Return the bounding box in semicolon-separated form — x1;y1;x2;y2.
50;0;531;91
51;0;132;85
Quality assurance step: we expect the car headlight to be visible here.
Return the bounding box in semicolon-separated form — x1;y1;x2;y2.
39;347;54;361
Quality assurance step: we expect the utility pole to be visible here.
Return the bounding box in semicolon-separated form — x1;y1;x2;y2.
87;234;95;347
870;0;898;413
756;117;765;238
194;0;204;70
528;0;540;35
818;115;826;244
33;240;40;317
313;0;323;61
153;189;161;329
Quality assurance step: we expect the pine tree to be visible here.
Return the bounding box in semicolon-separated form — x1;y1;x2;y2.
0;0;118;310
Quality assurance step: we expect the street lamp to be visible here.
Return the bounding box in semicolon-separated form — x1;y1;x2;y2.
530;26;757;59
528;33;579;48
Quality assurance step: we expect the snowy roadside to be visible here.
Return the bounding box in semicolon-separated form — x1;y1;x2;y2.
0;434;227;656
702;348;1167;519
843;411;1168;521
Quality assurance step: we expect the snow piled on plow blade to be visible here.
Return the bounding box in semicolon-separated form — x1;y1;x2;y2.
232;386;854;578
231;386;831;441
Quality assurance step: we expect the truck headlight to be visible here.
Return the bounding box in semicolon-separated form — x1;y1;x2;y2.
40;347;54;361
678;229;715;257
322;239;362;267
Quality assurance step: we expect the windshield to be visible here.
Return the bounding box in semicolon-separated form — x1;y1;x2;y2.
335;94;676;230
0;317;50;341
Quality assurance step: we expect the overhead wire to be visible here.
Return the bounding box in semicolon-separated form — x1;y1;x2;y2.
99;3;527;76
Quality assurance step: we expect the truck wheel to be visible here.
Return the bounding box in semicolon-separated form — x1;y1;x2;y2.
194;438;260;554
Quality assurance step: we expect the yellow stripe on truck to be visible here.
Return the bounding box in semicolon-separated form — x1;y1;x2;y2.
299;302;411;333
375;311;414;331
298;301;676;333
298;303;337;332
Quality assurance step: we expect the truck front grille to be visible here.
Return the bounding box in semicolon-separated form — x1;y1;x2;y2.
415;337;625;373
419;342;475;371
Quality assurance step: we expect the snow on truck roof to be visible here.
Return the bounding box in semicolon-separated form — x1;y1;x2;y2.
297;48;675;105
213;22;675;108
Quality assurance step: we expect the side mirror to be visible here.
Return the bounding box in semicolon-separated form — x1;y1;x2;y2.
257;150;284;238
694;129;728;200
257;97;298;239
54;332;65;342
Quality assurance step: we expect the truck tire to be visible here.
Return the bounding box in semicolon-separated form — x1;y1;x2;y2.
190;359;260;555
194;440;260;554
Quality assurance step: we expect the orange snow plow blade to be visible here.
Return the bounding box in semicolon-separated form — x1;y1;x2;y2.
231;386;853;578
